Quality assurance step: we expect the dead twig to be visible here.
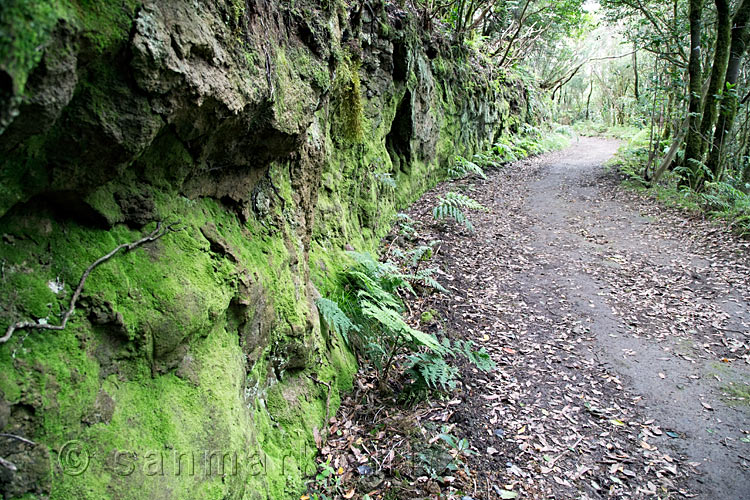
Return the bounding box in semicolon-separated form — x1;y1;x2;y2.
546;435;584;468
0;433;36;446
0;456;17;472
1;222;178;344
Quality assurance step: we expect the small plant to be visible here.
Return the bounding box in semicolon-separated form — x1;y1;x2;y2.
407;337;494;393
438;426;475;474
411;267;447;294
407;351;459;391
472;151;501;169
395;212;418;239
324;251;444;386
316;297;359;346
701;180;750;235
432;191;488;232
448;155;487;180
374;172;397;189
493;137;527;162
305;459;344;500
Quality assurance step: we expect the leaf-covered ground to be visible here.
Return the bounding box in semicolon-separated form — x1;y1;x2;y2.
312;138;750;499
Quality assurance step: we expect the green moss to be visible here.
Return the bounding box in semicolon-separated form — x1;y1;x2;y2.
0;0;66;96
331;55;364;144
723;381;750;406
420;309;436;323
0;0;138;97
272;47;320;134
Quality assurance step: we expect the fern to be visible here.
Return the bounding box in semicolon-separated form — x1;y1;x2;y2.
334;249;475;393
396;212;417;237
360;300;443;352
407;338;495;394
413;267;448;294
374;172;397;189
407;352;459;391
347;270;403;310
346;251;415;295
492;141;518;162
315;298;359;345
472;152;500;170
406;245;433;266
448;155;487;180
432;192;487;232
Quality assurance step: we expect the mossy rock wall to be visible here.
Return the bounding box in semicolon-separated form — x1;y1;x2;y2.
0;1;531;498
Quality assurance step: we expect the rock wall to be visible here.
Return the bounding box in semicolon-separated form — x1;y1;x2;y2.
0;1;530;498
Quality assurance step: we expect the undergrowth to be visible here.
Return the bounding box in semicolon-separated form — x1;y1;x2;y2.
432;192;488;232
609;131;750;237
316;250;493;397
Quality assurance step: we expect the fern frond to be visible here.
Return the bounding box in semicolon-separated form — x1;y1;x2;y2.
407;352;459;391
413;267;448;294
374;172;397;189
347;271;402;310
432;192;486;231
315;298;359;345
360;300;443;352
406;245;433;265
346;251;380;275
449;155;487;180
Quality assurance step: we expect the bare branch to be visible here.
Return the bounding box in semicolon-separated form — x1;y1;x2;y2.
0;456;17;472
0;433;36;446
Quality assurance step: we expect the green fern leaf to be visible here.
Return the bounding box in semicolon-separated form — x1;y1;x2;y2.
315;298;359;345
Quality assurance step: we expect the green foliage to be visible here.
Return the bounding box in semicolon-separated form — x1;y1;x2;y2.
412;267;448;294
306;459;344;500
407;351;459;391
316;297;360;345
360;299;443;352
492;140;519;162
395;212;418;239
611;131;750;237
374;172;397;189
407;337;495;394
452;338;495;371
433;192;488;232
317;247;492;395
318;251;445;384
701;181;750;236
448;155;487;180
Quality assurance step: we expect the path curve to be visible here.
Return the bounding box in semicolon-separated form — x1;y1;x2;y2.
410;137;750;499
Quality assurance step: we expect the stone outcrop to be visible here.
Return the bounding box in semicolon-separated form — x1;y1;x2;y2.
0;1;530;498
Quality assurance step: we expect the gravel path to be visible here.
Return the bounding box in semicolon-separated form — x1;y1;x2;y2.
406;137;750;499
320;137;749;500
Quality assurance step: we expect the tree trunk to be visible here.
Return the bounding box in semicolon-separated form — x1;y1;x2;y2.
682;0;705;186
707;0;750;179
585;80;593;120
696;0;732;177
633;47;640;101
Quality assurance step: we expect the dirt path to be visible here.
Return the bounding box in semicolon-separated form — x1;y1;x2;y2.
406;137;750;498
